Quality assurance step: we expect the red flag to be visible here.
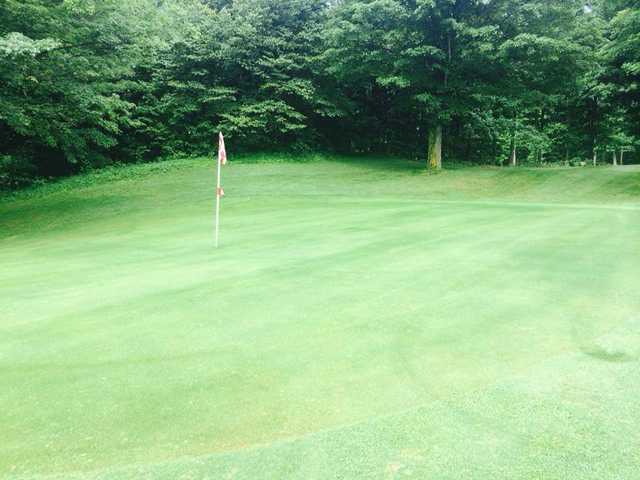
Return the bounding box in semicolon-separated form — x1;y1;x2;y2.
218;132;227;166
215;132;227;247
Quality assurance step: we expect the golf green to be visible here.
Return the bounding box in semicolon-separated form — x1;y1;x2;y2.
2;158;640;479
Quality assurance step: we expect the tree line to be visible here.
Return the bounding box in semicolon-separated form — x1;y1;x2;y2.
1;0;639;188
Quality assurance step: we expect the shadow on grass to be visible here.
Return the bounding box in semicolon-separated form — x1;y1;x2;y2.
581;346;637;363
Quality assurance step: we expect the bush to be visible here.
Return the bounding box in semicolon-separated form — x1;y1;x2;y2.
0;155;37;190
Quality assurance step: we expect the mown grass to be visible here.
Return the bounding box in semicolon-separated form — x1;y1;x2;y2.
1;156;639;479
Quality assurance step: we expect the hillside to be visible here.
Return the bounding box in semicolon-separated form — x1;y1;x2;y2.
2;157;640;479
2;158;639;238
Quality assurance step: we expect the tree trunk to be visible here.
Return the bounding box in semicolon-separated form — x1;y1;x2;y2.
444;33;451;89
593;149;597;166
509;137;517;167
428;126;442;169
620;149;624;165
509;115;517;167
612;150;618;166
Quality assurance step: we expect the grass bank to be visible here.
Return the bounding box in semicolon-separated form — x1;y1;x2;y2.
2;156;639;479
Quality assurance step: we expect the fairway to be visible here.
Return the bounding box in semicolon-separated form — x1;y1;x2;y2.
2;158;640;479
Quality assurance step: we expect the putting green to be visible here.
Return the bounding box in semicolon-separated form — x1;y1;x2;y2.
1;157;640;479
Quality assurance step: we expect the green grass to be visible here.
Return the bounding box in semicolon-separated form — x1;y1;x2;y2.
2;156;640;479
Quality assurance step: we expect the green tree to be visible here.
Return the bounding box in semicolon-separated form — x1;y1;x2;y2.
135;0;336;157
1;0;638;188
0;0;160;184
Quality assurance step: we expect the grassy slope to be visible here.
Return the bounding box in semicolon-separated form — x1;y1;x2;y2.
1;157;640;479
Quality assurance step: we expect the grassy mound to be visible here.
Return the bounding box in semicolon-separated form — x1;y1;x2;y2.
2;157;640;479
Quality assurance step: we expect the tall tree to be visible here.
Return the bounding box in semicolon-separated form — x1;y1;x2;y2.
0;0;160;184
602;2;640;158
1;0;637;188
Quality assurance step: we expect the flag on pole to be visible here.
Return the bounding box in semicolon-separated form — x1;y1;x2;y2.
218;132;227;166
215;132;227;248
217;133;227;199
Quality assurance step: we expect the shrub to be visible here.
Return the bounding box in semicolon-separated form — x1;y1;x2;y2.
0;155;37;190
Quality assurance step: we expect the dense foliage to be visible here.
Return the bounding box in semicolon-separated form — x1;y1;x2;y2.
1;0;639;187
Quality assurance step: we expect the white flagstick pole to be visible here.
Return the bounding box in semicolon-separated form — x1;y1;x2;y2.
215;145;222;248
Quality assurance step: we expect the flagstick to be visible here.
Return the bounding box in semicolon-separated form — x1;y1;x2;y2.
215;152;222;248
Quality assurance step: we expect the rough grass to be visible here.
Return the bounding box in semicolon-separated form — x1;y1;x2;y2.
1;157;640;479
